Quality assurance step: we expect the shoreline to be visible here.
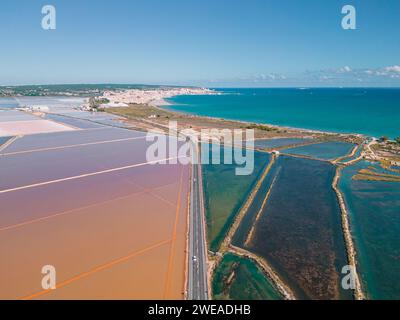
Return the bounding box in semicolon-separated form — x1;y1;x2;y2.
147;95;398;165
155;97;367;140
2;90;379;141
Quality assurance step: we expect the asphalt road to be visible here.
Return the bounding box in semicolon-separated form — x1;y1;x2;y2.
187;145;209;300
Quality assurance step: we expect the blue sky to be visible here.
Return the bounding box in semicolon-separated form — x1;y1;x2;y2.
0;0;399;86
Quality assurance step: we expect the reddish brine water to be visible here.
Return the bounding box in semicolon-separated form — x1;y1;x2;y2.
0;128;190;299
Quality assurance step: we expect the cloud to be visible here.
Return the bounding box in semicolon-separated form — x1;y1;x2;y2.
338;66;352;73
253;73;287;81
320;75;332;81
384;65;400;73
362;65;400;77
200;65;400;87
302;65;400;84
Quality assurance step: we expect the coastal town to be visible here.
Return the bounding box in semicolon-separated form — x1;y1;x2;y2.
1;0;400;310
99;87;218;107
0;86;399;301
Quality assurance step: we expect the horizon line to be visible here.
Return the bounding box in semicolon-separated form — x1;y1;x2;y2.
1;83;400;89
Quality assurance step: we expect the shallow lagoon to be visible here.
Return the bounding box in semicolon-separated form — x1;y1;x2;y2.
0;127;190;299
253;138;314;150
45;114;103;129
232;158;279;247
0;129;178;191
0;110;40;122
339;161;400;299
0;98;19;109
0;136;12;146
339;144;363;164
240;156;352;299
202;148;270;252
0;162;190;299
2;127;145;154
368;163;400;177
212;252;282;300
16;96;86;110
284;141;355;161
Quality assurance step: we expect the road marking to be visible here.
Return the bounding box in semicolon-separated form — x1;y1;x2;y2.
0;134;153;156
164;167;185;299
20;239;172;300
0;156;186;195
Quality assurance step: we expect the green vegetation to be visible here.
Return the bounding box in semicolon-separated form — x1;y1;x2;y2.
353;168;400;182
108;104;173;120
242;123;277;132
89;97;110;111
395;137;400;144
202;151;270;252
0;84;167;97
212;253;282;300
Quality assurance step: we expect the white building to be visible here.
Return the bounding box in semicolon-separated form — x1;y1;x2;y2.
30;105;50;112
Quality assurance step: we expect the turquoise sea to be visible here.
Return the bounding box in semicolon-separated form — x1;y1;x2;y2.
166;88;400;138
